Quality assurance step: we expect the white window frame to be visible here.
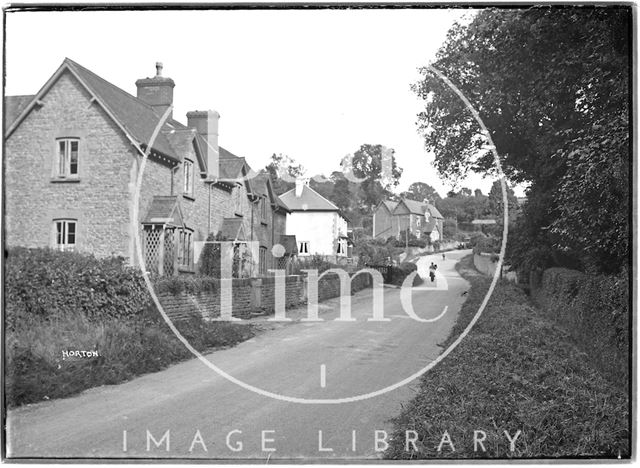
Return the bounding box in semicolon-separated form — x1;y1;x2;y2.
183;159;194;197
56;138;80;178
299;241;309;255
54;219;77;251
416;217;421;227
336;239;347;255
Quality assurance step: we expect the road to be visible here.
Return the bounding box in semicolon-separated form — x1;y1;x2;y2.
6;250;471;460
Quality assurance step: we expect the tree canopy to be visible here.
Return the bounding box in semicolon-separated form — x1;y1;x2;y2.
414;7;630;273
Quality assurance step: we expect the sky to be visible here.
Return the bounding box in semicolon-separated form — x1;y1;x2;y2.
5;8;519;198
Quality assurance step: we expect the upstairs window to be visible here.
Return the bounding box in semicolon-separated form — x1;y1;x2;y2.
183;160;194;197
260;197;268;220
56;138;79;178
416;217;421;227
54;219;76;251
299;241;309;255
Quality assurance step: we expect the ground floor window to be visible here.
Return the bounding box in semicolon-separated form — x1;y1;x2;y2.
336;239;347;255
259;246;267;275
54;219;76;251
177;229;194;270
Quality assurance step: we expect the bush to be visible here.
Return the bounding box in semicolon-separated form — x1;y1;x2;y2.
389;262;422;286
472;236;500;255
5;247;150;329
298;254;338;273
5;247;255;408
531;267;629;388
355;236;398;267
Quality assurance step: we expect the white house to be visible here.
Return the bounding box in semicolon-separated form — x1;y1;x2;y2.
279;179;349;262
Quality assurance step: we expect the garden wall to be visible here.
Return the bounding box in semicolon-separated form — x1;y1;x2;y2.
157;271;373;321
530;267;629;388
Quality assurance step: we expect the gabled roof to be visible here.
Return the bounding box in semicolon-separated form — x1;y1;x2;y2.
252;172;290;213
4;58;254;181
279;184;340;212
425;204;443;219
278;235;298;255
219;218;246;241
142;196;184;227
393;198;443;219
375;199;398;213
4;95;33;131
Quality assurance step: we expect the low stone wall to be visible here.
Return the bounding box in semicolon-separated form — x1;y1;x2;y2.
157;271;372;321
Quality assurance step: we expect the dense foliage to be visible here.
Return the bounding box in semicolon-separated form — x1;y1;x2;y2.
5;248;254;407
5;247;150;329
414;7;630;274
385;255;629;458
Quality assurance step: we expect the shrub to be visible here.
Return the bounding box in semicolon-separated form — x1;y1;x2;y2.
531;267;629;389
298;254;338;273
5;247;256;408
5;247;150;328
389;262;422;286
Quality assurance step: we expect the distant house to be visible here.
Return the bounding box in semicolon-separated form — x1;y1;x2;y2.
376;198;444;243
279;179;349;262
372;200;399;240
4;58;289;277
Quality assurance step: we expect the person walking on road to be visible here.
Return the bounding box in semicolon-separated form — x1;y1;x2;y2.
429;262;438;283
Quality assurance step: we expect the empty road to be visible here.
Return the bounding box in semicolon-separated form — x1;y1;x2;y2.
7;250;471;460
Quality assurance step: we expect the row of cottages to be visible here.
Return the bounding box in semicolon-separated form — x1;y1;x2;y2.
279;179;352;264
373;198;444;243
4;58;298;277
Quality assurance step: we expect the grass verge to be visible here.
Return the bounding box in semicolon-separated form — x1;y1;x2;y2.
384;254;629;459
6;306;255;408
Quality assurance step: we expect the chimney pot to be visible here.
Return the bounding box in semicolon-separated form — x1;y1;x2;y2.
136;62;175;118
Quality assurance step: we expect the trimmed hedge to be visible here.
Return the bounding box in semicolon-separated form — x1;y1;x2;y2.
390;262;423;286
5;247;255;408
531;267;629;389
5;247;150;329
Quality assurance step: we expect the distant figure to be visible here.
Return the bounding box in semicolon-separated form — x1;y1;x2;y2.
442;253;446;261
429;262;437;283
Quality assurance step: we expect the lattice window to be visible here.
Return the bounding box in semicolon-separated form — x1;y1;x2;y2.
143;225;175;277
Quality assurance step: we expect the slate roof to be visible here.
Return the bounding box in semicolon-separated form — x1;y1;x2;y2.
4;95;33;131
382;200;398;212
4;58;254;182
279;184;340;212
64;58;179;159
394;198;444;219
278;234;298;255
219;218;246;241
142;196;184;226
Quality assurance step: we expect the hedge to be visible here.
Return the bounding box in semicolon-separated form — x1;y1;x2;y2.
390;262;423;287
531;267;629;389
5;247;150;329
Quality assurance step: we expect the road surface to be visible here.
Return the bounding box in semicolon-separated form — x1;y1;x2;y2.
6;250;471;460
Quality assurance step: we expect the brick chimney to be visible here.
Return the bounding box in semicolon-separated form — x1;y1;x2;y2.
187;110;220;180
136;62;175;118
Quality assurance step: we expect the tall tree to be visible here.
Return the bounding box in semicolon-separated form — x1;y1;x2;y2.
264;153;305;195
401;182;442;204
413;7;630;273
347;144;403;212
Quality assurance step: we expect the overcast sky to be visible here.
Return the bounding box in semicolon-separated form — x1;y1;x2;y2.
5;8;519;197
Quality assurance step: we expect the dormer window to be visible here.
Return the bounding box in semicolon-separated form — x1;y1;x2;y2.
56;138;79;178
183;159;194;197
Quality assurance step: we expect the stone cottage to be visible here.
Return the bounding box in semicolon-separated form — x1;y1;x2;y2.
4;58;292;276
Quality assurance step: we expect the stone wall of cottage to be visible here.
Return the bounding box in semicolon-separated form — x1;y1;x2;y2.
7;72;139;258
4;70;177;261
